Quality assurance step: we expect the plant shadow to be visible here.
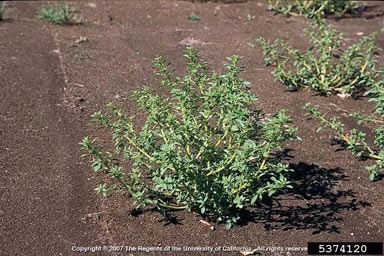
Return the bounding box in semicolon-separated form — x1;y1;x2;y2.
129;206;185;226
270;148;295;161
157;213;184;226
0;18;14;23
237;162;371;234
127;162;371;232
307;87;368;100
333;4;384;20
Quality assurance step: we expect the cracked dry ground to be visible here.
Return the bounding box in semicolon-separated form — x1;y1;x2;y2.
1;1;384;256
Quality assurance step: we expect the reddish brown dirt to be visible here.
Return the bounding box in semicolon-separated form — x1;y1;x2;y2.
1;1;384;256
0;2;100;256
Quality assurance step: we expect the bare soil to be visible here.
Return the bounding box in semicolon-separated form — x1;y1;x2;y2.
1;1;384;256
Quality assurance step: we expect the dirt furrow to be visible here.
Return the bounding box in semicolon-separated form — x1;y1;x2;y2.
0;3;99;256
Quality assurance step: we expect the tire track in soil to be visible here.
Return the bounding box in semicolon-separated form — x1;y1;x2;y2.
0;4;100;256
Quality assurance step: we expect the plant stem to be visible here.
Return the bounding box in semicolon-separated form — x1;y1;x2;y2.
313;110;382;162
215;129;228;147
233;149;270;194
206;143;240;176
123;134;153;161
157;203;188;210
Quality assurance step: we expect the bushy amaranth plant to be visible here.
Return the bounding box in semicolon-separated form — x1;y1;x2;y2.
39;3;81;25
305;70;384;181
265;0;358;18
81;47;298;228
259;19;377;95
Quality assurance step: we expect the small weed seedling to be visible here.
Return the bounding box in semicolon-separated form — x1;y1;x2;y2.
81;47;299;228
188;13;200;21
259;19;377;96
0;2;3;21
305;72;384;181
0;2;10;21
247;14;255;21
39;3;81;25
382;19;384;33
265;0;359;18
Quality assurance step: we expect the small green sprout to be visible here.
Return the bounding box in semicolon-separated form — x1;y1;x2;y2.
39;3;82;25
188;13;200;21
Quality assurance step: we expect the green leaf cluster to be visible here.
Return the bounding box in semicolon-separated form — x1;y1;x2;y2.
81;47;298;227
0;2;3;21
0;2;10;21
188;13;200;21
265;0;358;19
39;4;81;25
304;73;384;181
259;19;377;95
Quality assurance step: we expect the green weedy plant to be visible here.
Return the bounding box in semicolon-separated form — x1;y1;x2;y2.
188;13;200;21
265;0;358;19
382;19;384;34
258;19;377;96
81;47;299;228
39;3;81;25
0;1;9;21
304;71;384;181
0;2;3;21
